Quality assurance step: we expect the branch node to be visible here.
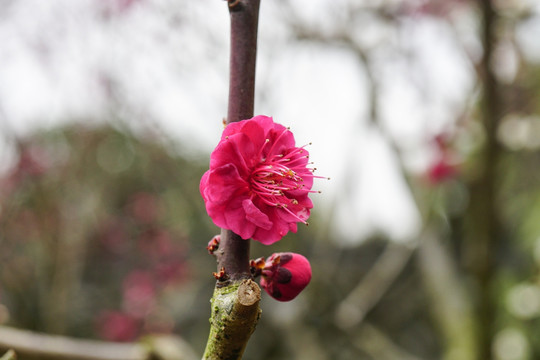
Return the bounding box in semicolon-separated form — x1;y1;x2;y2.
227;0;241;8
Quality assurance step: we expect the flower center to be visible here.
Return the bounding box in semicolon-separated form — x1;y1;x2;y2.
249;146;317;223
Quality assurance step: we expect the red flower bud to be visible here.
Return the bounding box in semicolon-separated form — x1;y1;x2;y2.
207;235;221;255
259;252;311;302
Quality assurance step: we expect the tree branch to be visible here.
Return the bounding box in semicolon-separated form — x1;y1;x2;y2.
334;242;414;329
467;1;502;359
0;326;198;360
217;0;261;281
417;230;476;360
0;325;145;360
202;1;262;359
226;0;259;125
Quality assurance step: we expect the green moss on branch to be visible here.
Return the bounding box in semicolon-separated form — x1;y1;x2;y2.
202;279;261;360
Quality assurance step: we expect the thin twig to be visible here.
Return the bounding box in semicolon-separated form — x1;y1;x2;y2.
417;230;476;360
0;326;199;360
0;326;146;360
334;242;414;329
354;323;424;360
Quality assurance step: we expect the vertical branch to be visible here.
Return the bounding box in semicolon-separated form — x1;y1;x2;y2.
203;1;262;359
469;1;501;359
217;0;261;281
227;0;260;124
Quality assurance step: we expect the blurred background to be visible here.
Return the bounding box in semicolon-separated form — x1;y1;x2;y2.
1;0;540;359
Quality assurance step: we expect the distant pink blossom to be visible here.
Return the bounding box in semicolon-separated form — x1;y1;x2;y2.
428;157;457;183
96;311;139;342
98;219;129;253
427;132;459;184
13;146;48;179
122;271;156;318
200;115;316;245
154;260;189;285
128;192;160;224
257;252;312;301
400;0;470;18
137;228;173;259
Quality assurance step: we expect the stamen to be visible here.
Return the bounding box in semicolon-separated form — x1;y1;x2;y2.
265;127;290;156
257;139;271;162
279;203;308;224
249;136;325;222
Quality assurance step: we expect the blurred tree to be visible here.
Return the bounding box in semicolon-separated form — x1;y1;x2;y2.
0;123;216;345
266;0;540;359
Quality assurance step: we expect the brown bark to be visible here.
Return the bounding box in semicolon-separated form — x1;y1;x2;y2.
202;1;262;359
468;1;502;359
217;0;260;281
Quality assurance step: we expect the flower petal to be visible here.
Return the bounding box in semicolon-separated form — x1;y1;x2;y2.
210;133;255;176
199;171;210;202
252;217;290;245
265;125;295;158
224;197;256;240
242;199;273;230
204;163;248;204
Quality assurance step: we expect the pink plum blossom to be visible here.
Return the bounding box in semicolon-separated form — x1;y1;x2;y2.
257;252;312;301
427;157;457;184
122;271;156;318
128;192;160;224
427;133;459;184
96;311;139;342
200;115;316;245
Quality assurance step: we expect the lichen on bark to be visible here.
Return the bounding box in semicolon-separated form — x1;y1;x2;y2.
203;279;261;360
